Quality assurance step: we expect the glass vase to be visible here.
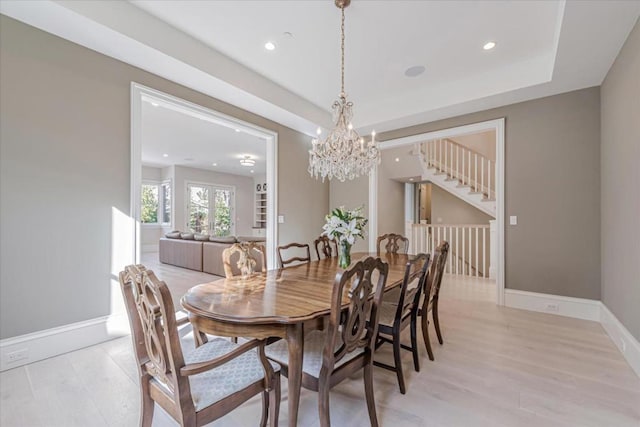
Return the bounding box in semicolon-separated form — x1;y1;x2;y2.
338;241;352;269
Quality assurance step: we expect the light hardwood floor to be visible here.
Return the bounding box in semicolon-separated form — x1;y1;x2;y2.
1;254;639;426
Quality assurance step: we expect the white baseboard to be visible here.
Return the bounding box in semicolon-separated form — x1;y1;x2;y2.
0;312;130;372
600;303;640;377
504;289;601;321
142;244;159;253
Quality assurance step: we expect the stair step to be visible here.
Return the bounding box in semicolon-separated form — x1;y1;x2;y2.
481;197;496;202
456;184;471;189
444;177;458;182
433;172;447;176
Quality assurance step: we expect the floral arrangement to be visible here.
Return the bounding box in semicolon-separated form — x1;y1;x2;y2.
322;206;368;267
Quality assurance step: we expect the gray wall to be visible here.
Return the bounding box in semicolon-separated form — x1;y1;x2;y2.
329;177;370;253
601;19;640;340
0;16;329;339
380;87;602;299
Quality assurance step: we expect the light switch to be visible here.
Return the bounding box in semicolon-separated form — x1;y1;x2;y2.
278;215;285;224
510;215;518;225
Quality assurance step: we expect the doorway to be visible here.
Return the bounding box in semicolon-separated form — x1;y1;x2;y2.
369;118;505;305
130;83;279;269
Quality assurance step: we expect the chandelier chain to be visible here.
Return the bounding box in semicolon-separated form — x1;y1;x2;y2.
340;5;345;96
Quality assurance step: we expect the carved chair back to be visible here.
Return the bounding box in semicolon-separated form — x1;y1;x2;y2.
222;242;267;278
277;242;311;268
314;235;339;260
119;265;194;413
320;257;389;377
376;233;409;255
423;241;450;310
393;253;431;325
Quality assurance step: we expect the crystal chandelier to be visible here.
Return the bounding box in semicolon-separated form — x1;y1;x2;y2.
308;0;380;182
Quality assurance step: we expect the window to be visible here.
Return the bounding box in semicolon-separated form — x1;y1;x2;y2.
141;181;171;225
186;183;234;236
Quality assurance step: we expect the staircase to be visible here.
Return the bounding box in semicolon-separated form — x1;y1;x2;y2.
416;138;496;218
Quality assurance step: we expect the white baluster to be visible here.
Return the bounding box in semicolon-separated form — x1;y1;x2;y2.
482;226;487;276
474;154;478;192
481;159;485;198
475;226;479;278
462;147;465;185
462;227;466;275
468;150;471;188
488;160;492;199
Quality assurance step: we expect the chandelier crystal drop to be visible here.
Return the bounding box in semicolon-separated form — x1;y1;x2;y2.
308;0;380;182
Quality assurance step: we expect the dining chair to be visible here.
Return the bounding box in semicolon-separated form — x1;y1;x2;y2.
119;265;281;427
420;241;450;360
222;242;267;278
314;235;338;260
277;242;311;268
374;253;430;394
265;257;389;427
376;233;409;255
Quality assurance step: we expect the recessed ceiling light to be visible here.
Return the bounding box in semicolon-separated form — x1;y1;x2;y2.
235;129;241;132
163;153;169;158
264;41;276;51
404;65;425;77
250;170;255;173
240;156;255;167
409;178;414;181
212;163;217;166
283;31;293;38
150;102;159;107
483;41;496;50
395;157;400;162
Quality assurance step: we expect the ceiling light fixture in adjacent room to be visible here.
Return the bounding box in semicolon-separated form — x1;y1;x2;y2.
483;41;496;50
404;65;425;77
240;156;255;167
308;0;380;182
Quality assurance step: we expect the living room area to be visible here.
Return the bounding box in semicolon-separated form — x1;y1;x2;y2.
136;86;273;296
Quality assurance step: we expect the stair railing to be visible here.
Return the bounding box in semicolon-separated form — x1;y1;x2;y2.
407;222;490;278
421;138;495;200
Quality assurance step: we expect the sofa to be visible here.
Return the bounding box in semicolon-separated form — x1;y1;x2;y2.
159;232;265;277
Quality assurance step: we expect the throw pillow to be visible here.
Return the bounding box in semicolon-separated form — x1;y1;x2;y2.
209;236;237;244
165;231;181;239
180;232;195;240
194;233;210;241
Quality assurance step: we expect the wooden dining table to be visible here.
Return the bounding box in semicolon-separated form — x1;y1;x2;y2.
181;252;413;427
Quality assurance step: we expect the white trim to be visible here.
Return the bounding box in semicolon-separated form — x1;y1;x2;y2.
600;303;640;378
131;83;279;269
504;289;601;322
371;118;506;305
0;314;130;372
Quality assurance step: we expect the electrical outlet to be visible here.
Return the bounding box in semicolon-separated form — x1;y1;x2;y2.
5;348;28;364
545;303;559;312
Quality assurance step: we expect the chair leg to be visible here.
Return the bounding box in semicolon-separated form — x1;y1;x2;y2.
260;391;268;427
318;380;331;427
392;332;406;394
140;377;154;427
410;313;420;372
433;301;444;345
363;361;379;427
421;314;435;361
269;372;281;427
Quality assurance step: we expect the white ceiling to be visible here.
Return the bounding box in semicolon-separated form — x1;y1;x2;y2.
141;100;267;176
2;0;639;137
